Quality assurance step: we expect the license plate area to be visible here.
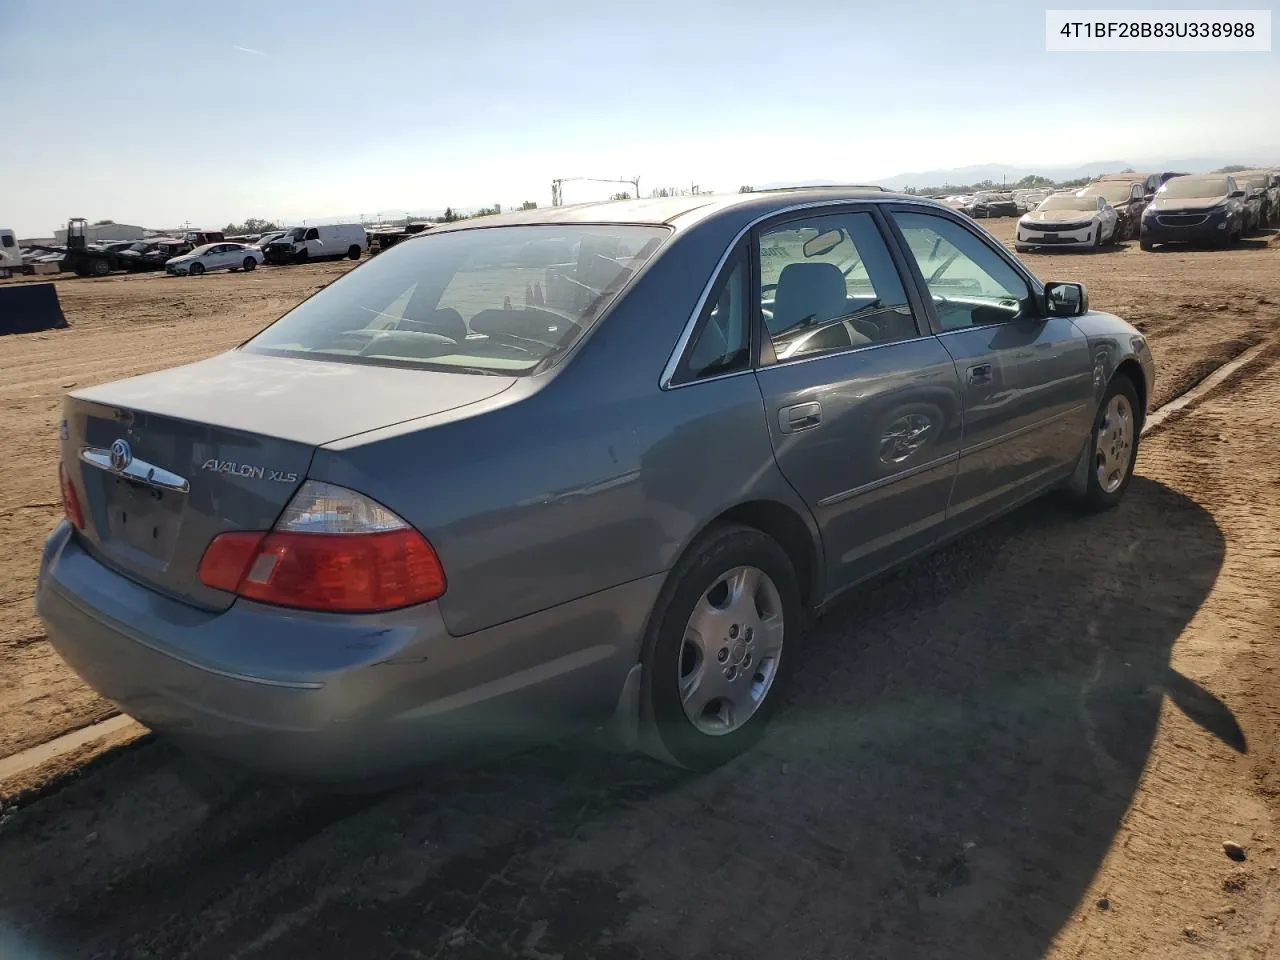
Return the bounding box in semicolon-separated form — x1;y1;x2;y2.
105;477;183;564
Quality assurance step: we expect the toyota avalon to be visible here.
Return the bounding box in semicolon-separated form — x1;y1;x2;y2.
37;189;1154;783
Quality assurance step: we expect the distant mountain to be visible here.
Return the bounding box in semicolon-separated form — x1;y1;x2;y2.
760;155;1276;193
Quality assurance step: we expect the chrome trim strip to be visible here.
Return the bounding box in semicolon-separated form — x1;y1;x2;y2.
80;446;190;493
817;451;960;508
658;196;988;391
959;402;1091;457
755;332;935;372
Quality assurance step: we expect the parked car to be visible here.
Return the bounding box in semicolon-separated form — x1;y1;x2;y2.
1233;169;1279;228
1230;170;1274;231
1140;174;1246;250
939;195;976;216
971;192;1019;218
38;189;1154;783
254;230;287;251
1015;193;1119;251
1105;171;1187;197
165;242;265;276
262;223;368;264
1078;179;1149;240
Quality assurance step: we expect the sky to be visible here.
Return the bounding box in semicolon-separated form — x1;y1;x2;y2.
3;0;1277;236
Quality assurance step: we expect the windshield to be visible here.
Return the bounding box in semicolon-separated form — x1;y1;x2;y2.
1160;177;1228;199
1236;173;1268;189
1037;195;1097;212
244;223;669;374
189;243;216;255
1082;182;1133;203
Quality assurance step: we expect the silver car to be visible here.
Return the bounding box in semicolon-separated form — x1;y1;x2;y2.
37;189;1154;782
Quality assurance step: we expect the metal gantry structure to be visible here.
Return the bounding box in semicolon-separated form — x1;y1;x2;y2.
550;175;642;207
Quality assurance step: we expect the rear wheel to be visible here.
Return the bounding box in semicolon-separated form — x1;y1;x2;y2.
243;257;256;271
640;525;802;771
189;262;205;277
1075;375;1140;512
347;245;361;260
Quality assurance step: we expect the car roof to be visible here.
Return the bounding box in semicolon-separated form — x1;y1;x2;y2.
416;187;929;236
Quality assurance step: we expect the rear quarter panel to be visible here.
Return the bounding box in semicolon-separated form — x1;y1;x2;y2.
310;220;820;639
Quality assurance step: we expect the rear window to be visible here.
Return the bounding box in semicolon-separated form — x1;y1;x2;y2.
244;224;669;374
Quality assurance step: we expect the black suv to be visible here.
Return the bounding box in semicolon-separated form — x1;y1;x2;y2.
1140;175;1246;250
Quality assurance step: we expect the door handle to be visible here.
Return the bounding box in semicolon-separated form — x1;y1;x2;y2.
966;363;993;385
779;401;822;433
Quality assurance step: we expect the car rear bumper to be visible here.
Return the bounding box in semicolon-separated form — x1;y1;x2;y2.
36;522;658;783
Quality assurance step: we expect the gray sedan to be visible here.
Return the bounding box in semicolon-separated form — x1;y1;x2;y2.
37;189;1154;782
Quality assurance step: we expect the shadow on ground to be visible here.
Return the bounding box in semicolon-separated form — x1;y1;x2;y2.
0;477;1228;960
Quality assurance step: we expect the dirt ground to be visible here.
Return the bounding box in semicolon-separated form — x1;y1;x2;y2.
0;222;1279;958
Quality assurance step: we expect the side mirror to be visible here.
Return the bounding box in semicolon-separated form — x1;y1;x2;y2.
1045;281;1088;317
1229;190;1245;199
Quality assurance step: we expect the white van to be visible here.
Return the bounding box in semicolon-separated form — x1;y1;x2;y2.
0;228;21;277
262;224;368;265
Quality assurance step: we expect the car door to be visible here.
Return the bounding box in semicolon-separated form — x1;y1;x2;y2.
750;207;964;594
885;207;1095;534
303;227;321;257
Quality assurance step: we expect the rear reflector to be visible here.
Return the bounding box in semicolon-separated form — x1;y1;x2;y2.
198;531;267;593
59;463;84;530
198;481;446;613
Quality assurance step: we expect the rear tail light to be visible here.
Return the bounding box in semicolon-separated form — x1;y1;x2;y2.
59;463;85;530
198;481;446;613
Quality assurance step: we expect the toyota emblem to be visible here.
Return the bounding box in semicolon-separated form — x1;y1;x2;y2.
109;438;133;472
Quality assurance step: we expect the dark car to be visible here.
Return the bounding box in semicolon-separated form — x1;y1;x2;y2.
1232;170;1275;231
971;192;1018;218
1113;171;1189;197
37;189;1154;784
1140;175;1246;250
1079;179;1150;241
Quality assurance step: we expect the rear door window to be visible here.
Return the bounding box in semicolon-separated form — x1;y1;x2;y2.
758;211;921;363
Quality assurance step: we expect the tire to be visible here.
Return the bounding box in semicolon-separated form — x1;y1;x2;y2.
243;257;256;271
1014;243;1031;253
189;262;205;277
1091;227;1103;252
347;245;361;260
639;524;803;772
90;258;110;276
296;249;309;264
1076;375;1140;512
1140;237;1154;251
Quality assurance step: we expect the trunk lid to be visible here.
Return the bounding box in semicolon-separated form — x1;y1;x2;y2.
62;351;515;610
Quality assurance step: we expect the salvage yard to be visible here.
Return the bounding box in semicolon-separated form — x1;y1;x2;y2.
2;220;1280;958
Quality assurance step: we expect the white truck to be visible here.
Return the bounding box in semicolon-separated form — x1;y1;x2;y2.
0;228;22;278
261;223;368;265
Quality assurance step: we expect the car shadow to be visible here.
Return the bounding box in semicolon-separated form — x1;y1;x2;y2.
0;478;1228;960
1147;237;1270;252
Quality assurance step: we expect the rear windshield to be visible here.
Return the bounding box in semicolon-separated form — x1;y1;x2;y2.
244;223;669;374
1160;177;1228;199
